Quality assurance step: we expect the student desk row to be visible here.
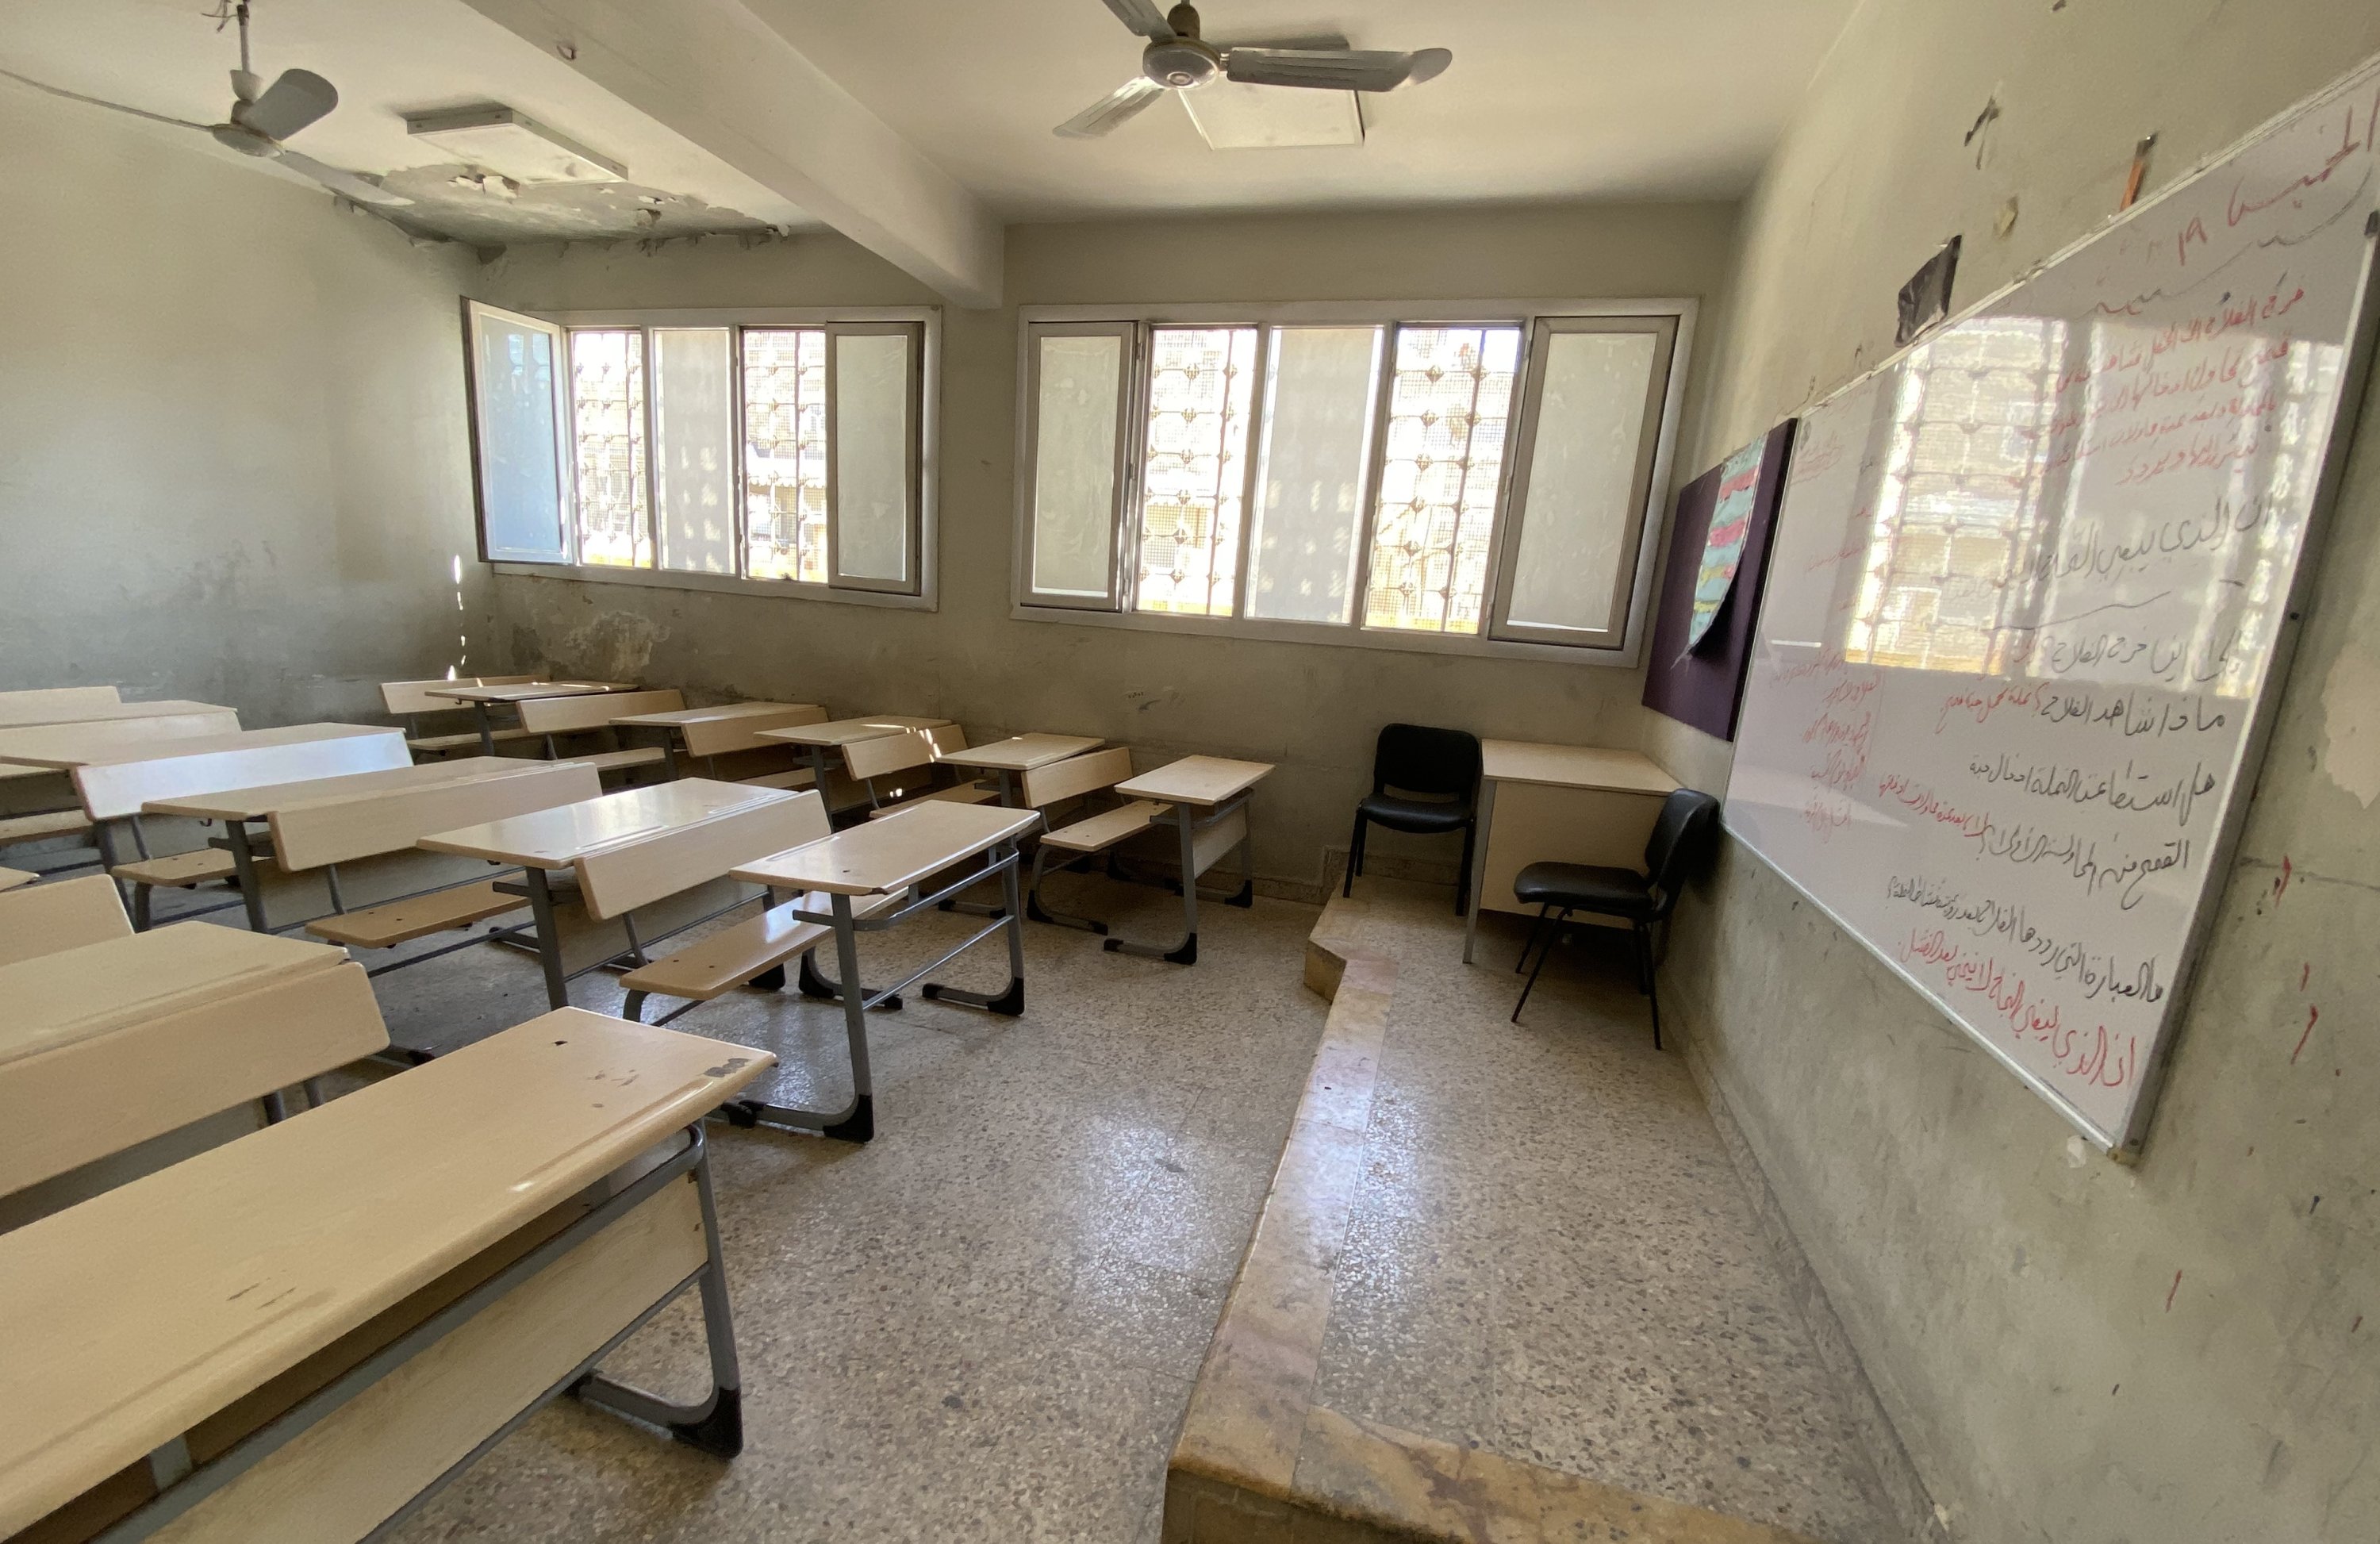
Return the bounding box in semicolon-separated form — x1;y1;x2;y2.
0;909;775;1540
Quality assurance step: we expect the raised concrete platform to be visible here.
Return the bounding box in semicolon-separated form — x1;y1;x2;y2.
1169;881;1913;1544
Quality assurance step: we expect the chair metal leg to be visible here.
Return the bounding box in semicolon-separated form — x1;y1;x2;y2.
1511;907;1568;1023
1637;921;1664;1049
1343;812;1367;897
1515;902;1554;974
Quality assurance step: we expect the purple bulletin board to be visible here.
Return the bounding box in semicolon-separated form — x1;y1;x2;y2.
1640;420;1796;740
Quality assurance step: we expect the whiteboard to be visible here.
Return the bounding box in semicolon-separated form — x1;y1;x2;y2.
1726;62;2380;1154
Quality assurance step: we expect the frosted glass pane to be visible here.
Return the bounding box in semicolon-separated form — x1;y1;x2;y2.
1248;327;1380;624
651;327;736;574
1507;331;1659;633
833;332;912;584
1031;333;1123;598
472;313;567;561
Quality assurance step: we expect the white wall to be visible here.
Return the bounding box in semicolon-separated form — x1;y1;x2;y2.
0;84;489;722
1657;4;2380;1541
481;202;1739;892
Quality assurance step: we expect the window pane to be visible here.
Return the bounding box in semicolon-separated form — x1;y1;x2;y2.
1135;326;1257;616
743;328;827;583
1029;332;1125;599
1364;326;1519;633
1506;330;1661;633
567;330;650;568
650;326;736;574
1247;326;1380;624
832;330;913;586
470;307;568;562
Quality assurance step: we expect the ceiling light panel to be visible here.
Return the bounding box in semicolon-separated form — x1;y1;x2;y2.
1181;83;1362;150
403;104;626;183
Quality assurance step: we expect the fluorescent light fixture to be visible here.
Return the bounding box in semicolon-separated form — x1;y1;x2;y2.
1182;82;1362;149
403;104;625;183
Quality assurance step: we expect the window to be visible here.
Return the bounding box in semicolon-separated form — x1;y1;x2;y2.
465;305;935;605
1012;303;1687;659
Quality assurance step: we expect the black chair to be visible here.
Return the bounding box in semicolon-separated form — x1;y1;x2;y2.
1509;788;1720;1044
1345;724;1482;915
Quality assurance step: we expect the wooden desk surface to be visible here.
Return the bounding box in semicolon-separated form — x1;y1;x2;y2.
0;867;32;893
0;922;348;1068
0;697;225;731
144;755;546;820
71;728;412;821
0;709;242;768
612;701;824;729
419;778;793;868
427;681;631;705
1480;740;1677;796
0;1009;775;1537
762;715;953;748
0;686;117;725
940;733;1102;772
14;722;386;774
1114;755;1275;808
732;801;1041;896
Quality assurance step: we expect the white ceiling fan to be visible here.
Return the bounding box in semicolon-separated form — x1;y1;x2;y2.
0;1;410;207
1057;0;1452;140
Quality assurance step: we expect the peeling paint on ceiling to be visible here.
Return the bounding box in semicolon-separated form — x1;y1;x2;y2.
374;163;772;245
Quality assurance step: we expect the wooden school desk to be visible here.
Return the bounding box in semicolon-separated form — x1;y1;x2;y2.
420;778;798;1010
0;708;244;828
145;756;594;935
427;679;634;754
1104;755;1273;966
761;715;955;817
1461;740;1680;964
940;733;1104;807
0;1012;774;1543
730;800;1040;1141
0;697;233;733
0;866;33;892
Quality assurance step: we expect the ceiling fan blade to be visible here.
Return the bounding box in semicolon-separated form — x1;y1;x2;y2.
1100;0;1174;42
271;148;414;207
238;68;338;142
1054;77;1166;139
0;66;210;130
1223;46;1451;93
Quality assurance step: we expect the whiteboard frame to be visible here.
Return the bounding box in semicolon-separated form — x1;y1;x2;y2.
1723;63;2380;1158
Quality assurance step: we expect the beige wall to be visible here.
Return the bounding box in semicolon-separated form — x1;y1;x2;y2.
481;202;1737;892
0;86;491;723
1656;4;2380;1542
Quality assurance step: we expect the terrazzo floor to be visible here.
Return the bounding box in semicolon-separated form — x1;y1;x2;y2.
1315;881;1906;1543
144;864;1328;1542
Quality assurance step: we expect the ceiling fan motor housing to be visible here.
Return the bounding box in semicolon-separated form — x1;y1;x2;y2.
1142;37;1220;90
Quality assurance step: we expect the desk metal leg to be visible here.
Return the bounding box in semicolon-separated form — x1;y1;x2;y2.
923;846;1027;1015
524;866;570;1009
225;822;271;933
473;702;497;755
1462;779;1497;964
1107;807;1202;965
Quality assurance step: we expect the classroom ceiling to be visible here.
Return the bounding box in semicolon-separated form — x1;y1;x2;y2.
743;0;1861;217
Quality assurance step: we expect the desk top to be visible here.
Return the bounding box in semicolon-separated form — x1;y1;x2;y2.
0;709;242;768
941;733;1102;772
732;801;1041;896
1115;755;1274;808
762;714;953;748
13;722;386;774
0;922;348;1069
612;701;825;730
419;777;793;868
1480;740;1677;796
0;1009;774;1537
0;697;226;731
428;681;631;705
71;728;412;820
143;755;543;820
0;867;31;893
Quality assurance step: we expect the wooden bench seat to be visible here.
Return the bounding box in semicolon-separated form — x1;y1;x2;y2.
406;726;536;754
0;808;93;845
739;766;818;789
618;890;903;1017
303;881;528;949
0;874;131;969
109;847;238;887
574;746;670;774
866;781;999;818
1042;799;1173;853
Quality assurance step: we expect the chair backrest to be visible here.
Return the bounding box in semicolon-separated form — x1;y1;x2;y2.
1019;745;1133;809
1372;724;1481;801
518;688;684;737
574;789;827;919
0;875;132;968
1642;789;1721;914
843;724;966;784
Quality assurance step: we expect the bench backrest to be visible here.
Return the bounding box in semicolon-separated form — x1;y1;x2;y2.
75;728;413;820
681;704;830;759
380;675;545;716
843;724;966;784
271;761;604;871
0;875;132;968
1019;745;1134;809
0;924;388;1200
0;709;241;766
518;688;685;736
575;789;830;919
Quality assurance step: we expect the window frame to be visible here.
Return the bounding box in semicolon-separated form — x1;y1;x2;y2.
1011;298;1695;665
462;300;574;565
479;304;941;613
1015;319;1142;612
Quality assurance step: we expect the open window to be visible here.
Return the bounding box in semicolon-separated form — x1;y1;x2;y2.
1017;321;1138;610
463;301;572;564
